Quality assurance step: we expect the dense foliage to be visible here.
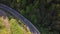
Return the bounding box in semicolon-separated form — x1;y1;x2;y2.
0;0;60;34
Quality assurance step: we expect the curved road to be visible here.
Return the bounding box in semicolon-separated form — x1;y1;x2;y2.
0;3;40;34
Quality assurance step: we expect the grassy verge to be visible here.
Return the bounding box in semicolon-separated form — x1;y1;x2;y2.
0;16;32;34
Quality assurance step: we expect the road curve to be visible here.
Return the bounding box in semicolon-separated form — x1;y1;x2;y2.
0;3;40;34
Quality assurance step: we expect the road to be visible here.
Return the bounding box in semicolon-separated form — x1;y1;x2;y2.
0;3;40;34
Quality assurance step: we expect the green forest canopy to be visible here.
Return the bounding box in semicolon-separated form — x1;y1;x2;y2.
0;0;60;34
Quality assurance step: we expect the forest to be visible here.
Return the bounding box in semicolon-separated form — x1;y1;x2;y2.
0;0;60;34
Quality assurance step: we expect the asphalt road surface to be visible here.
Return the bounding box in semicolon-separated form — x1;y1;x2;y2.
0;3;40;34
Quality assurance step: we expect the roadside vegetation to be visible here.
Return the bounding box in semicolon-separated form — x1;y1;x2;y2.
0;0;60;34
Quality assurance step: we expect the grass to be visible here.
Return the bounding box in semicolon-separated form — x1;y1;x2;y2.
0;17;9;34
9;18;24;34
0;16;32;34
